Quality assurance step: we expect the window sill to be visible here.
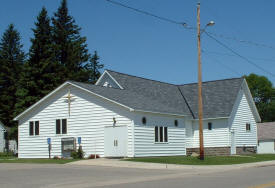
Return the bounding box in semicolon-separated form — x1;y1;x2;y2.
154;142;169;144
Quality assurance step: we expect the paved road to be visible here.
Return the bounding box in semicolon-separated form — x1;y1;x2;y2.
0;163;275;188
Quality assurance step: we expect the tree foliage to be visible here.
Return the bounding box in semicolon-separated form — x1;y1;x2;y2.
15;7;60;116
52;0;91;82
0;24;25;129
245;73;275;122
0;1;103;140
85;51;104;84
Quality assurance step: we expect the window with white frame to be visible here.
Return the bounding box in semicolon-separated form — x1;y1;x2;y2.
154;126;168;143
29;121;39;136
56;119;67;134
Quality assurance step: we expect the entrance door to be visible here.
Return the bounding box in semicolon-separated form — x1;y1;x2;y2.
231;131;236;155
104;126;127;157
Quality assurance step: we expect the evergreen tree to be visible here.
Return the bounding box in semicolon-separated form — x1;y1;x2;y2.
15;7;60;116
0;24;25;129
52;0;90;82
85;51;104;83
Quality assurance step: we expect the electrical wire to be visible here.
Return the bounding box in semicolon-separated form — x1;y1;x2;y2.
206;31;275;50
202;50;275;63
105;0;185;25
205;32;275;78
202;50;242;77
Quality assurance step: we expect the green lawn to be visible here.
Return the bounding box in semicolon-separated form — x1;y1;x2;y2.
0;157;78;164
125;154;275;165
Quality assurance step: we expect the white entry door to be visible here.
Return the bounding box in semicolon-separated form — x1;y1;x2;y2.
104;126;128;157
231;131;236;155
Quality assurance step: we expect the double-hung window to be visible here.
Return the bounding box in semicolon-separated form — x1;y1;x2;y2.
154;126;168;143
56;119;67;134
29;121;39;136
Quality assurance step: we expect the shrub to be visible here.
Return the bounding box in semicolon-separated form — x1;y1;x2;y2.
71;147;85;159
53;156;60;160
88;154;100;159
0;152;14;157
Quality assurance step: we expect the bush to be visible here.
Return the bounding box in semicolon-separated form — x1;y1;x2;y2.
88;154;100;159
53;156;61;160
71;146;84;159
0;152;14;157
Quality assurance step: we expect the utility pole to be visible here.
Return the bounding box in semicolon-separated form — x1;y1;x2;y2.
197;2;204;160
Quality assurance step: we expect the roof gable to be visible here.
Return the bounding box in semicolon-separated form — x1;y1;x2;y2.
95;70;123;89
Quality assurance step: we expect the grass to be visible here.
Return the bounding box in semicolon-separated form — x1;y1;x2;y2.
125;154;275;165
0;156;79;164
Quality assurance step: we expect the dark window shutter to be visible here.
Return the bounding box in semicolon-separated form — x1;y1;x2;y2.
62;119;67;134
56;119;61;134
164;127;168;142
155;126;158;142
159;127;163;142
29;122;34;136
35;121;39;135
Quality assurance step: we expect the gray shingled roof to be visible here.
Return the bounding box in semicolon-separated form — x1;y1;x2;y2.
70;70;245;118
70;81;190;115
257;122;275;140
178;78;244;118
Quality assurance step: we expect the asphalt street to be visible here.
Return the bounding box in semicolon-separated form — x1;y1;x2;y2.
0;163;275;188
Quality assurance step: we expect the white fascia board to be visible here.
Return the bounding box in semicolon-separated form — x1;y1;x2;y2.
192;117;229;121
242;79;261;122
14;81;133;121
132;109;188;118
13;81;70;121
95;70;124;89
95;70;107;85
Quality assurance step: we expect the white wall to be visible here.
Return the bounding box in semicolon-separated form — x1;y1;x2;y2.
133;112;186;157
0;124;5;152
190;118;230;148
18;84;133;158
229;89;257;148
257;140;275;154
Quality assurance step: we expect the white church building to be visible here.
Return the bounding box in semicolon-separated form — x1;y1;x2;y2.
14;70;261;158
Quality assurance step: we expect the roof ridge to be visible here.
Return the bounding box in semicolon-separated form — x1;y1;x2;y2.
106;69;177;86
180;77;244;86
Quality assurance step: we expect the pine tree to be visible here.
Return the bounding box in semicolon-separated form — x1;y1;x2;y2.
15;7;60;116
85;51;104;83
0;24;25;129
52;0;90;82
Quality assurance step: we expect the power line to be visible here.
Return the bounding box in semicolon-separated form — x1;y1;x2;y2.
206;31;275;50
205;32;275;78
202;50;275;63
202;50;242;77
105;0;185;25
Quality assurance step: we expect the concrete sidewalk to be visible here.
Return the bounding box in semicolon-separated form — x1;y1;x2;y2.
67;158;275;172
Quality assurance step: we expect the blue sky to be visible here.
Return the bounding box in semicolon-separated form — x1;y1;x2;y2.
1;0;275;85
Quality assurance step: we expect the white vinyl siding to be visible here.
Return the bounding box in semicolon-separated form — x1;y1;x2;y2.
191;118;230;148
133;113;186;157
230;89;257;147
18;85;133;158
257;140;275;154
